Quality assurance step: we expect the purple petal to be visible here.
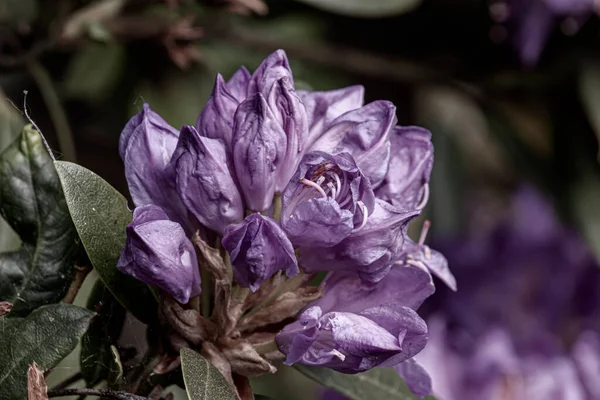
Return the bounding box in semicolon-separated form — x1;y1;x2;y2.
117;204;201;304
376;126;433;210
226;66;251;102
309;101;396;187
281;151;375;247
326;312;402;356
282;197;354;247
401;238;457;291
298;85;365;145
363;305;428;366
299;200;419;282
573;331;600;398
119;104;189;227
222;213;299;291
248;49;294;97
195;74;239;149
394;358;433;399
167;126;243;234
267;77;308;191
312;264;435;315
232;93;286;212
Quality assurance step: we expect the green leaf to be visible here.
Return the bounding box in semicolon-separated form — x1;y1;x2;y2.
292;0;421;17
180;348;237;400
54;160;156;323
294;365;431;400
0;303;94;400
80;280;126;386
0;125;80;316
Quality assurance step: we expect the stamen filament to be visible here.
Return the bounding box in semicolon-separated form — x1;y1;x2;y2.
353;201;369;232
416;183;430;210
301;178;328;198
418;220;431;246
327;182;337;199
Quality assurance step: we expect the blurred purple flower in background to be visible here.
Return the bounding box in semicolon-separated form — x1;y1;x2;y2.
492;0;597;65
116;49;452;390
416;187;600;399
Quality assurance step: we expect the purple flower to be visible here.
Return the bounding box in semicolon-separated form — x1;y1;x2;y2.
117;204;201;304
308;101;396;187
502;0;596;66
119;103;189;227
275;264;435;373
167;125;243;234
299;85;365;147
298;199;418;282
222;213;299;291
281;151;375;248
376;126;433;210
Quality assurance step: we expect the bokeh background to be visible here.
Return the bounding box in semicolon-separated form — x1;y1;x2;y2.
2;0;600;398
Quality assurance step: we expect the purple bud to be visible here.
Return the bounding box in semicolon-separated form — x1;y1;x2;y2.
299;199;418;282
226;66;251;102
167;126;243;234
275;264;433;373
298;85;365;146
247;50;293;98
281;151;375;248
267;77;308;191
232;93;286;212
117;204;201;304
195;74;239;148
119;104;188;226
309;101;396;187
222;213;299;291
376;126;434;210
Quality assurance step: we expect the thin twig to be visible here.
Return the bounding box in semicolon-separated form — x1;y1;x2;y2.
62;266;91;304
47;388;147;400
49;372;83;391
27;60;77;162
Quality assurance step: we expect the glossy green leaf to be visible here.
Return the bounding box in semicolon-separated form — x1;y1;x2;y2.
292;0;421;17
80;280;126;386
0;125;80;316
294;365;431;400
0;303;94;400
180;348;237;400
54;160;156;323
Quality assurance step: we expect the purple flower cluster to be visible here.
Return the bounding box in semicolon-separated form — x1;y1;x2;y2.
116;50;453;387
417;187;600;399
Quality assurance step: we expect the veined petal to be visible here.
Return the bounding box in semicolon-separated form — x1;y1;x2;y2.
167;125;243;234
195;74;239;149
232;93;286;212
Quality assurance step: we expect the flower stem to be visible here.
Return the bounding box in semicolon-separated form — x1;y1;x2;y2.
272;192;282;222
201;266;212;318
62;265;91;304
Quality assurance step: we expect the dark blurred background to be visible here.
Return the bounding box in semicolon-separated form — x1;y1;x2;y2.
1;0;600;398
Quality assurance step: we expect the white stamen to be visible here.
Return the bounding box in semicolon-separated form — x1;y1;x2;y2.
327;182;337;199
330;349;346;361
352;201;369;232
406;259;429;272
328;172;342;199
316;176;326;186
416;183;430;210
418;220;431;246
301;178;327;198
338;195;352;208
